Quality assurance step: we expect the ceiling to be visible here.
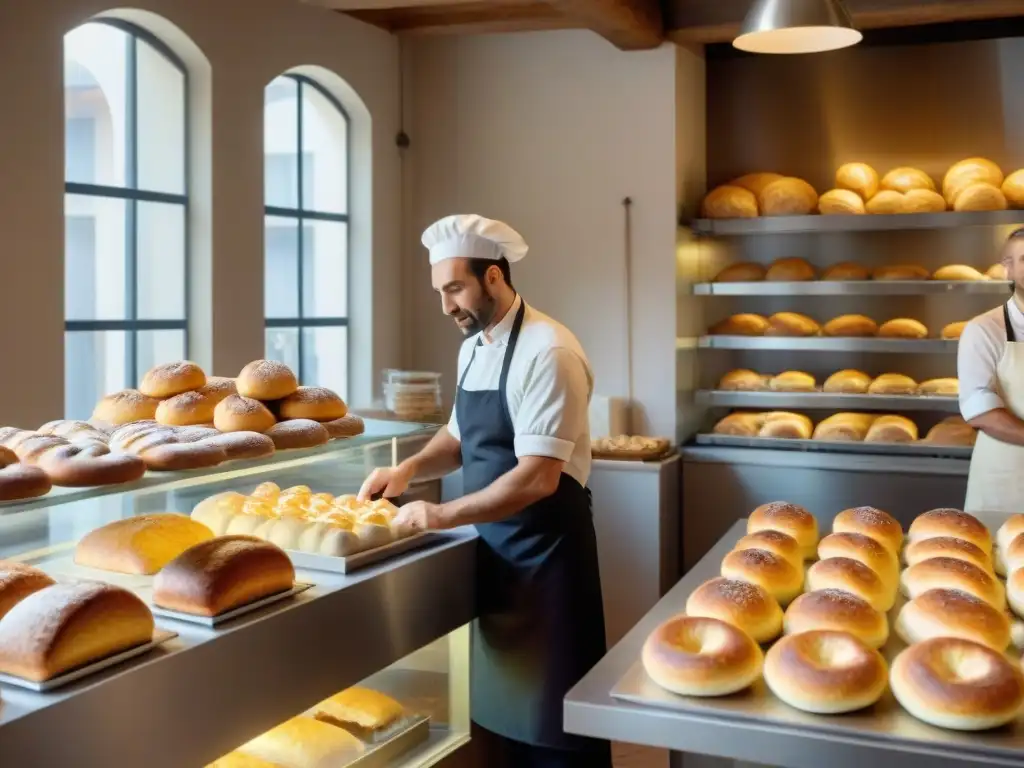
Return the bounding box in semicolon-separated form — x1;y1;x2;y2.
302;0;1024;51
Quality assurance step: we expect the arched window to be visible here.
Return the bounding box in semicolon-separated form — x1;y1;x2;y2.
64;20;189;419
263;75;349;399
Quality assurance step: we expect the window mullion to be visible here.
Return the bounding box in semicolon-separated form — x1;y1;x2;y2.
295;76;306;381
125;32;139;386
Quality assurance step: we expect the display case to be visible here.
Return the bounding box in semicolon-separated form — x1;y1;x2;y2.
0;419;477;768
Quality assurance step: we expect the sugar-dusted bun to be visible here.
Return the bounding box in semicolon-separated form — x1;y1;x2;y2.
836;162;879;201
918;377;959;396
264;419;331;450
713;262;766;282
757;411;812;440
822;262;869;281
865;414;918;443
997;514;1024;553
759;177;818;217
817;532;899;589
902;557;1005;610
896;589;1010;651
213;395;277;434
720;548;803;606
944;157;1004;205
764;630;887;714
891;637;1023;731
818;189;866;215
685;577;783;644
832;506;903;555
730;172;785;198
765;257;816;282
709;314;770;336
718;369;767;392
323;414;365;439
933;264;988;281
878;318;929;339
902;188;947;213
139;361;206;399
156;391;218;427
881;167;935;194
278;386;347;422
733;530;802;568
0;561;55;620
908;508;992;552
905;537;993;573
941;321;967;340
822;370;872;394
866;190;905;214
236;359;299;401
806;557;894;612
92;389;160;425
0;448;52;501
765;313;819;337
822;315;878;337
702;185;758;219
784;589;888;649
197;376;237;405
867;373;918;395
641;614;764;696
872;264;929;281
1004;568;1024;619
201;431;277;462
747;501;818;560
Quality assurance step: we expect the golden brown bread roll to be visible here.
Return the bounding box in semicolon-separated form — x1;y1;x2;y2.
865;414;918;443
812;413;875;442
881;167;935;193
902;189;947;213
765;257;816;282
156;391;218;427
197;377;237;405
822;262;869;280
264;419;331;450
0;447;52;502
783;590;888;650
214;395;277;434
806;557;894;612
713;262;766;282
822;369;872;394
0;562;55;621
835;163;879;201
872;264;929;281
941;321;967;340
867;373;918;395
721;548;804;605
954;183;1008;212
747;501;819;561
759;177;818;217
818;189;865;215
908;508;992;551
733;530;803;569
878;318;929;339
730;172;785;198
712;413;766;437
91;389;160;426
922;420;977;446
917;378;958;396
238;716;365;766
987;263;1008;280
702;185;758;218
866;190;905;214
901;557;1004;610
140;361;206;399
944;157;1004;206
1003;169;1024;208
933;264;987;281
895;589;1009;652
75;513;216;575
718;369;768;391
769;371;816;392
822;315;878;337
832;506;903;556
818;531;900;590
757;412;812;440
709;314;770;336
685;577;783;644
278;386;347;422
765;312;820;337
236;360;299;401
904;537;993;574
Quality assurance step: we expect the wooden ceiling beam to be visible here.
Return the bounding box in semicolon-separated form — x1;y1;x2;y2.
547;0;663;50
345;1;576;35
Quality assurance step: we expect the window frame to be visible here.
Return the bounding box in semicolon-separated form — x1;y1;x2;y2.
63;17;190;385
263;73;351;384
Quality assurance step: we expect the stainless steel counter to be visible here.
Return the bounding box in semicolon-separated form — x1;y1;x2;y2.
0;528;478;768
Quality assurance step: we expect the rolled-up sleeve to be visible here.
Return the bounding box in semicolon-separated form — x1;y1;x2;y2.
447;406;460;441
958;320;1005;420
513;347;590;462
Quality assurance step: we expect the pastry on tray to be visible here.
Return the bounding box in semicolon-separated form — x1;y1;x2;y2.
591;435;673;461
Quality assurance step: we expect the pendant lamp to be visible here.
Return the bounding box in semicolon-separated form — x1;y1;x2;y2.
733;0;862;54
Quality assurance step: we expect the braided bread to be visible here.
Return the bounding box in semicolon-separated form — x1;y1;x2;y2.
0;429;146;488
107;422;228;472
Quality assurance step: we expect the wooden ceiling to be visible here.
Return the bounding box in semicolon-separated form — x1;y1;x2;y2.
303;0;1024;51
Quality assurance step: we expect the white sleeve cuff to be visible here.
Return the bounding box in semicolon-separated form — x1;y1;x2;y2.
960;391;1005;421
514;434;575;462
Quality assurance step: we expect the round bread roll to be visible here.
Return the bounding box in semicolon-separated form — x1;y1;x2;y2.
867;373;918;395
905;536;992;573
901;557;1005;610
784;589;888;649
1005;534;1024;578
877;318;928;339
641;615;764;696
822;315;878;337
865;414;918;443
765;257;816;282
918;378;959;396
747;501;818;560
730;172;785;198
278;386;347;422
872;264;929;281
987;262;1008;280
156;391;218;427
263;419;331;450
1002;169;1024;208
733;530;802;568
822;262;869;281
908;508;992;552
702;185;758;219
818;189;865;215
765;312;819;337
896;589;1010;651
764;630;887;714
1006;567;1024;619
709;314;770;336
139;361;206;399
718;369;767;392
323;414;365;439
757;412;812;440
236;360;299;401
941;321;967;340
213;395;277;434
197;377;237;405
759;177;818;217
806;557;894;612
768;371;815;392
832;506;903;556
713;413;766;438
685;577;783;644
922;420;977;447
890;637;1023;731
817;532;899;593
902;188;947;213
822;370;872;394
944;158;1004;206
954;183;1008;212
92;389;160;426
881;167;935;194
835;163;879;201
720;548;803;606
866;190;905;214
713;262;766;283
997;514;1024;554
933;264;987;281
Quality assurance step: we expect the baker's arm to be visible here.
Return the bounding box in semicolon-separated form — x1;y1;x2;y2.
433;455;564;527
357;426;462;500
959;320;1024;446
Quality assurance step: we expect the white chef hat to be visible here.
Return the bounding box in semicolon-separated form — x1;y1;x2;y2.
421;214;529;266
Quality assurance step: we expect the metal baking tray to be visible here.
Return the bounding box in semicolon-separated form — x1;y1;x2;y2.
0;629;178;692
698;336;958;353
692;280;1011;296
149;583;312;627
693;434;973;459
346;714;431;766
689;209;1024;236
695;391;960;412
286;532;443;575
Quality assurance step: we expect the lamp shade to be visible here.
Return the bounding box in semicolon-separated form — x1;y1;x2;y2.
733;0;862;54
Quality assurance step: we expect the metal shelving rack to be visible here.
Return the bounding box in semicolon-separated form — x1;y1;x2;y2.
690;209;1024;236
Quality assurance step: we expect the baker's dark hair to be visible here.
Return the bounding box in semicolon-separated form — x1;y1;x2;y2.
467;257;513;290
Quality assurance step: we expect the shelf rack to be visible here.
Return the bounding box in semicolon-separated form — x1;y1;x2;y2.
689;209;1024;236
693;280;1011;296
695;391;960;412
696;336;957;353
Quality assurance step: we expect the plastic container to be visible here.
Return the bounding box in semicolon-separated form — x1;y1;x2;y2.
381;370;444;422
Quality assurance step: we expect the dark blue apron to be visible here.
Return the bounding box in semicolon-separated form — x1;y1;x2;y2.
457;300;610;754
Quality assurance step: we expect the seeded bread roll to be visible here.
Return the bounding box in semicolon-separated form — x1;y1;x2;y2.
806;557;894;612
896;589;1009;650
747;501;819;560
784;589;888;649
733;530;803;568
264;419;331;450
908;508;992;552
721;548;804;606
832;507;902;556
901;557;1005;610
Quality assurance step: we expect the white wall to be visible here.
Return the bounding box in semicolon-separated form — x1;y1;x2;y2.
0;0;400;427
403;31;704;438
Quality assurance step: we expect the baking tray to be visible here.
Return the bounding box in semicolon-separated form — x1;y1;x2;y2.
592;448;676;462
0;629;177;692
150;582;312;627
286;532;442;574
692;280;1011;296
698;336;957;354
695;390;960;413
694;434;973;459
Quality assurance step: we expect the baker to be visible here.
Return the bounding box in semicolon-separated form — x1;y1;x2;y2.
358;214;611;766
960;228;1024;512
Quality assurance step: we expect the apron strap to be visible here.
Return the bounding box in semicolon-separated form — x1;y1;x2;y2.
1005;302;1017;343
455;298;527;410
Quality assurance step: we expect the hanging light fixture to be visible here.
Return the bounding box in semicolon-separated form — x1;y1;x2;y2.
733;0;862;54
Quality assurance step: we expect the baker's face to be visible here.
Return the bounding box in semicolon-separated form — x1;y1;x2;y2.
432;258;498;336
1005;238;1024;294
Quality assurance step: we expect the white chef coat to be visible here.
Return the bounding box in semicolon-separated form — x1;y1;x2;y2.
447;294;594;486
958;298;1024;420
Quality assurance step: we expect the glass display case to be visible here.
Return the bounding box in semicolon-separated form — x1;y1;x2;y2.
0;419;476;768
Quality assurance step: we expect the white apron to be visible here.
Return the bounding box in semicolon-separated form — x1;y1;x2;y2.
964;302;1024;513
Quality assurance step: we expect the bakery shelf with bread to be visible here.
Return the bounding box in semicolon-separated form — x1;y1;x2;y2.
699;335;956;353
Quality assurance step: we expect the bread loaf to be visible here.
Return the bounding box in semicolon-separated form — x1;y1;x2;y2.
314;686;404;731
818;189;865;215
731;172;785;198
943;158;1004;206
918;378;959;396
766;312;820;337
881;167;935;194
822;262;869;281
713;262;766;283
765;257;816;282
718;370;768;391
702;186;758;219
872;264;929;281
239;717;365;766
835;163;879;201
933;265;987;281
954;183;1008;212
759;178;818;217
822;315;878;337
878;318;929;339
941;321;967;340
0;582;154;681
823;370;872;394
902;189;947;213
866;190;905;214
923;418;977;446
813;413;875;442
758;412;812;440
867;373;918;395
1003;169;1024;208
75;513;215;575
713;413;765;437
0;562;55;620
865;414;918;443
709;314;770;336
152;535;295;617
769;371;816;392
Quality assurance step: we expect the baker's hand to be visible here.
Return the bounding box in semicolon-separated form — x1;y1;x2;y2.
357;464;413;501
392;501;446;536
